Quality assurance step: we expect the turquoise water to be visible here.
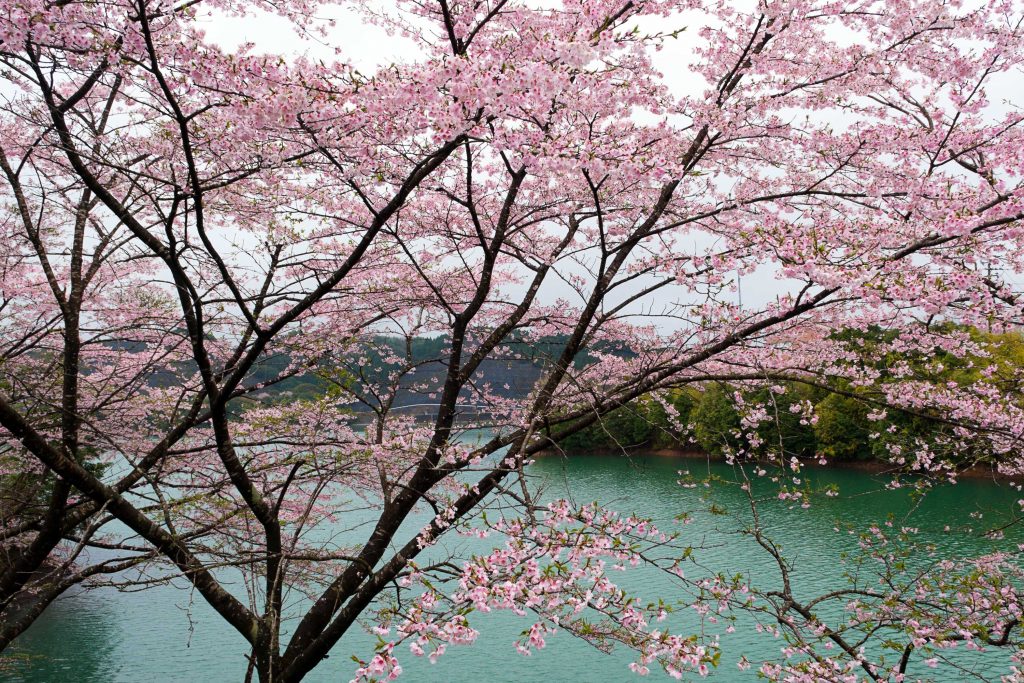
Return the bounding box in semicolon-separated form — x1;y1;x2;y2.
5;455;1022;681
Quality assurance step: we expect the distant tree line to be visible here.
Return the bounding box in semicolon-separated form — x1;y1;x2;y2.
239;332;608;407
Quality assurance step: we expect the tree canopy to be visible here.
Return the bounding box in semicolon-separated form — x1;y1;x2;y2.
2;0;1024;681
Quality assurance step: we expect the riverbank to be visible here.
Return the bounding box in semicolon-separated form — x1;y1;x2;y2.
543;446;1022;482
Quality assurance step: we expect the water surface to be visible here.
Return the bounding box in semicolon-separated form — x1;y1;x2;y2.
6;455;1022;681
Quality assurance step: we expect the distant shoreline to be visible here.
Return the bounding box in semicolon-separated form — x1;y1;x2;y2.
541;446;1021;482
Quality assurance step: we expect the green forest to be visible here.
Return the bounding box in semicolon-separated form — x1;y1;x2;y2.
559;327;1024;466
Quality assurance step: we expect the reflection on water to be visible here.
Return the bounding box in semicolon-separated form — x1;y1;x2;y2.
7;588;119;681
6;456;1022;681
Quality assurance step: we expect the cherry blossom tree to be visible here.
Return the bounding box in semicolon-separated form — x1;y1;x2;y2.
1;0;1024;681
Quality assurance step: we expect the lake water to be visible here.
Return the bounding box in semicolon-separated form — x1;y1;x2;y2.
5;454;1022;682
